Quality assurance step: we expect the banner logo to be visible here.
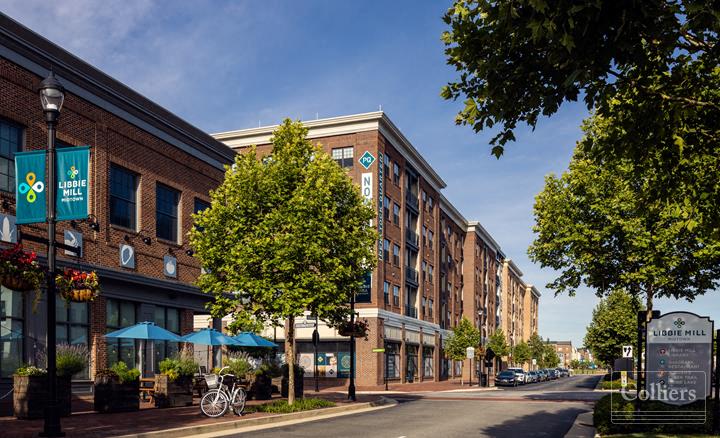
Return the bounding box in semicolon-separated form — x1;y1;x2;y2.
67;166;79;179
18;172;45;203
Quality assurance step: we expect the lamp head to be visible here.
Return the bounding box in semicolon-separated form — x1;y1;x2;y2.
39;70;65;116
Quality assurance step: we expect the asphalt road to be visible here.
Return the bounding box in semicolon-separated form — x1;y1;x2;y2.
228;375;603;438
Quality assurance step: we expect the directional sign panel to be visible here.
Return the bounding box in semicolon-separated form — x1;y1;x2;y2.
622;345;633;358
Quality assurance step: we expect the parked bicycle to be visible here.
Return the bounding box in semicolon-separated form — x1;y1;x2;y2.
200;366;247;417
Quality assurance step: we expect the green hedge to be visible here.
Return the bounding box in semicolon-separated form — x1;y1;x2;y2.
593;394;716;435
600;379;636;390
245;398;335;414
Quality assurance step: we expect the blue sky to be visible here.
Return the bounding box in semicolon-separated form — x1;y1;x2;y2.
5;1;718;347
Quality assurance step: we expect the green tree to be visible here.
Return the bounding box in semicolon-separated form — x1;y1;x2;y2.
527;333;545;366
583;290;642;367
569;359;582;370
441;0;719;157
511;341;531;368
540;344;560;368
487;328;509;359
529;117;720;311
445;317;481;383
190;119;377;404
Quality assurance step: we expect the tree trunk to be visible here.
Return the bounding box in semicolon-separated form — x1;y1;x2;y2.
286;317;295;405
645;288;654;322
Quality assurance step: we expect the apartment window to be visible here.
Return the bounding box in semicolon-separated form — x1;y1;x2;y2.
393;285;400;306
393;162;400;185
429;265;434;283
421;297;427;318
384;281;390;304
393;203;400;225
384;196;391;222
384;154;390;178
421;191;427;210
193;198;211;231
392;244;400;266
383;239;390;262
0;119;22;193
156;183;180;242
428;197;434;213
428;230;434;249
1;288;23;378
429;299;434;318
109;164;138;230
422;226;427;246
106;299;137;368
422;261;427;280
332;146;354;168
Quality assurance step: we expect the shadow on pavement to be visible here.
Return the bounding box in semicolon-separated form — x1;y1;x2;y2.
481;406;588;438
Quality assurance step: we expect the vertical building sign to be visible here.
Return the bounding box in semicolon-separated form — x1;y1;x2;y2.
15;150;47;224
377;152;384;260
56;146;90;221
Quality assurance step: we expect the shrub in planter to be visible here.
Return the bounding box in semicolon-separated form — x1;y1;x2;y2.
250;363;276;400
13;366;72;419
94;362;141;413
281;364;304;398
155;355;197;408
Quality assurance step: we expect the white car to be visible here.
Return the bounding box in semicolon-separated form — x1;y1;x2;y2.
507;367;526;384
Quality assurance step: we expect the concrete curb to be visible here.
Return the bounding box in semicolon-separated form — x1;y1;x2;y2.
564;411;596;438
352;386;499;395
114;397;395;438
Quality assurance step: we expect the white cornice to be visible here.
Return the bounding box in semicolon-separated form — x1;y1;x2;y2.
211;111;447;192
526;284;542;298
357;308;451;338
503;258;524;279
467;220;501;252
439;194;468;231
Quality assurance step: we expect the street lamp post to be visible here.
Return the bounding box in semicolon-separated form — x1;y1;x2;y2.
38;70;65;437
348;292;356;401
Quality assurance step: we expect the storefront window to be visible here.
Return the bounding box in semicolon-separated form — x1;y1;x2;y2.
423;347;434;378
386;343;400;379
405;345;418;382
0;287;23;378
57;300;89;378
106;298;137;369
153;306;180;371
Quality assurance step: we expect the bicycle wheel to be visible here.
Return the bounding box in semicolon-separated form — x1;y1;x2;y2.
231;388;247;416
200;389;229;418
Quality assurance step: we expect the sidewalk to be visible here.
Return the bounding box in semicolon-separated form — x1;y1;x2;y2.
1;393;381;438
308;377;496;394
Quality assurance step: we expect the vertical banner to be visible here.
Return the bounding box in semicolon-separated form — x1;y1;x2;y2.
15;150;47;224
56;146;90;221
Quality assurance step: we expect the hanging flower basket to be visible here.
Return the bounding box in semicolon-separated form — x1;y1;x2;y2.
337;319;369;339
56;268;100;303
0;244;44;293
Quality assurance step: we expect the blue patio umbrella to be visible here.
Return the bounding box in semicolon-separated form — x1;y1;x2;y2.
105;321;184;341
181;328;241;346
105;321;184;376
233;332;278;348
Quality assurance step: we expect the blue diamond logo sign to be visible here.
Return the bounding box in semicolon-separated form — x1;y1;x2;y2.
358;151;376;169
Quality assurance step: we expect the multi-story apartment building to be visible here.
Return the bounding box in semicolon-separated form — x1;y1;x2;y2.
524;285;541;341
502;259;527;349
0;14;233;414
550;341;575;367
214;112;540;386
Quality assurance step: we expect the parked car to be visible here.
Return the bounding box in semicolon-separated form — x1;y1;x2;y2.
557;368;570;377
548;369;559;380
526;371;539;383
507;368;526;384
496;370;519;387
536;369;548;381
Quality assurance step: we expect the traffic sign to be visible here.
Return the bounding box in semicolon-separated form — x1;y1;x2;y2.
622;345;633;358
466;346;475;359
620;371;628;388
372;348;385;353
532;358;537;366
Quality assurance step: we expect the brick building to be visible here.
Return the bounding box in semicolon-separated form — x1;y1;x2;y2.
549;341;575;367
0;14;231;413
214;112;540;386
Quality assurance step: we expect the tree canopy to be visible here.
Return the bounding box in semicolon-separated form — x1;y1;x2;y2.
442;0;720;157
584;290;642;366
528;116;720;307
511;340;531;367
190;119;377;403
527;333;546;364
539;343;560;368
445;316;482;361
487;328;509;358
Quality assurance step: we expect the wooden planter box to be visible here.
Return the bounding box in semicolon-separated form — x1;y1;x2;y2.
93;376;139;413
154;375;193;408
13;375;72;420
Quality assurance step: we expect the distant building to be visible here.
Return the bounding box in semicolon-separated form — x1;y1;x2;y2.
576;347;594;364
549;341;574;367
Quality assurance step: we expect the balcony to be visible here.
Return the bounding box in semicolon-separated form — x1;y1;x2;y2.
405;305;418;319
405;229;419;248
405;266;419;286
406;193;419;212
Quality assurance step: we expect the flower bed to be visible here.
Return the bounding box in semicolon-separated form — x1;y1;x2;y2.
56;268;100;303
0;244;44;308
